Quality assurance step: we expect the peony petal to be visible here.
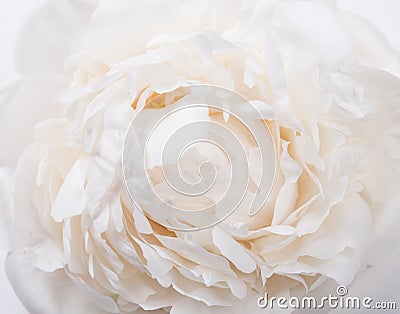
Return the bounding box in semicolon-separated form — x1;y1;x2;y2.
272;1;353;68
339;11;400;76
25;239;65;272
15;0;98;76
171;298;211;314
13;144;47;235
6;252;106;314
0;167;13;251
51;158;86;222
66;270;120;313
0;78;65;168
212;227;256;274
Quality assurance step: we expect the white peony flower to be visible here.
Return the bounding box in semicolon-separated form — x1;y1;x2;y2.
1;0;400;313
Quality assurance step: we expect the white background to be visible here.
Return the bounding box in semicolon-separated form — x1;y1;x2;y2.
0;0;399;312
